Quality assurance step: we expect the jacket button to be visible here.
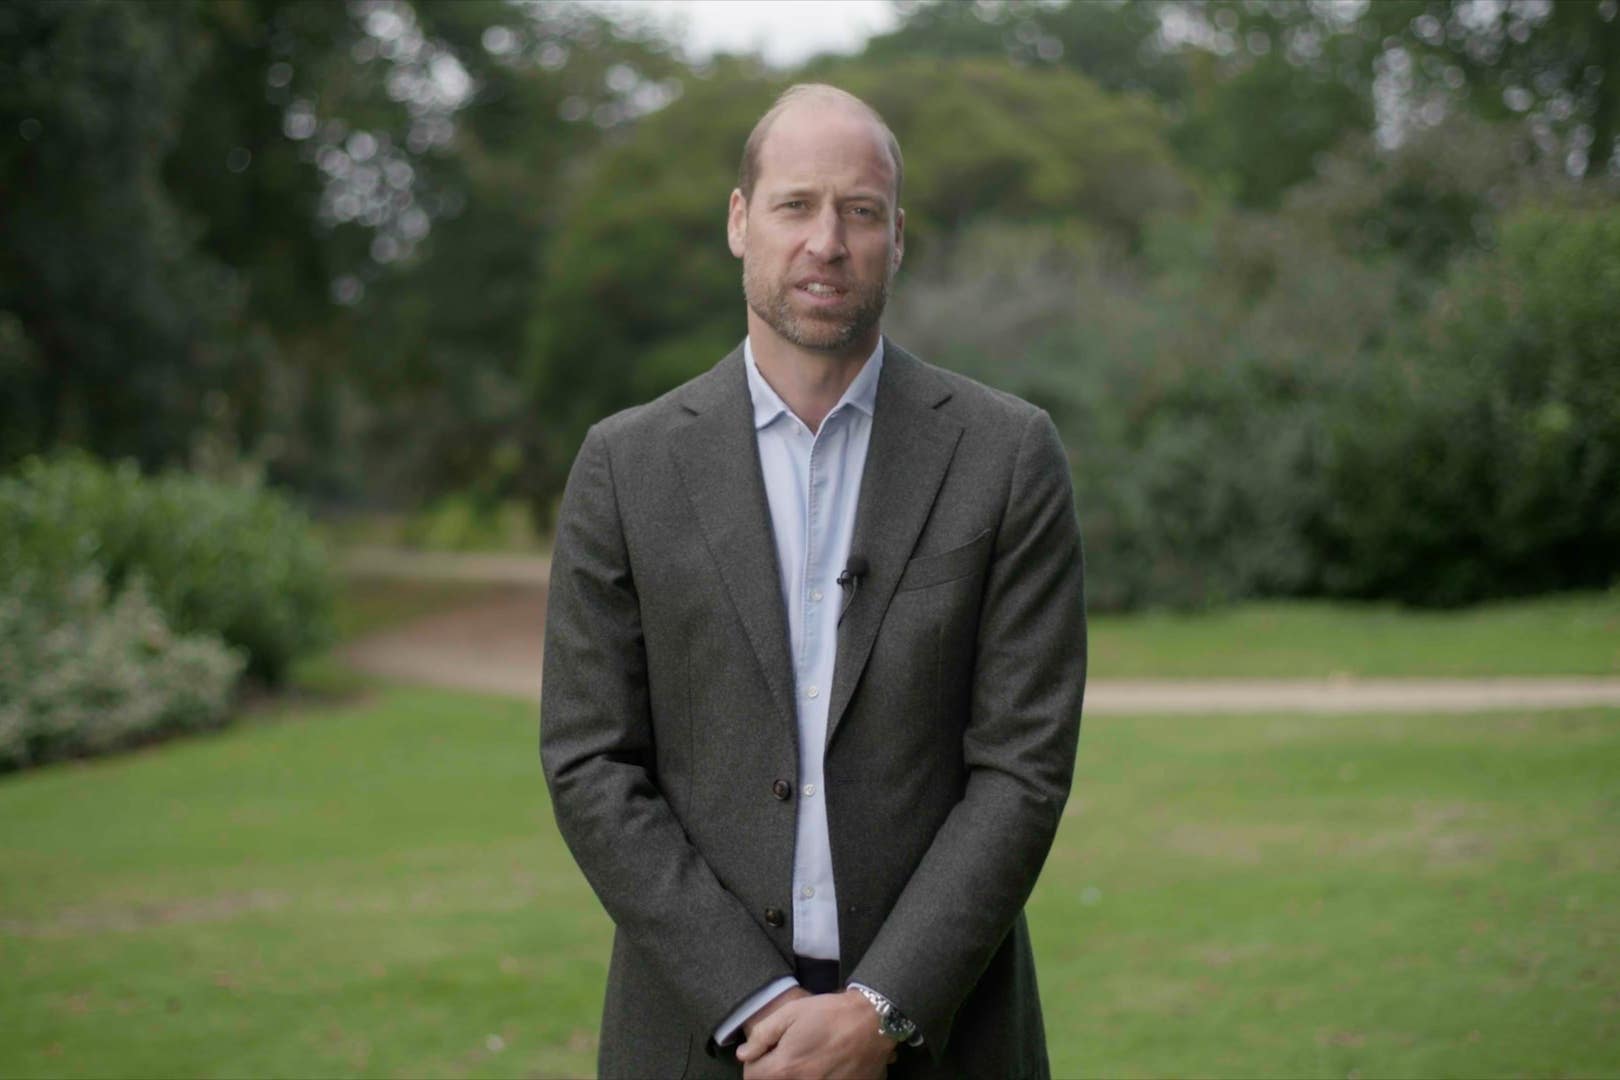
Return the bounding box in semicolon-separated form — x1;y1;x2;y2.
771;779;792;800
764;906;785;928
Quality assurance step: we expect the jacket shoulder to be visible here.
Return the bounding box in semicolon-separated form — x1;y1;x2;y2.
887;342;1046;429
939;366;1044;423
589;347;742;448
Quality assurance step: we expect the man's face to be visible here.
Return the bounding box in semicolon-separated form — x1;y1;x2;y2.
728;104;904;356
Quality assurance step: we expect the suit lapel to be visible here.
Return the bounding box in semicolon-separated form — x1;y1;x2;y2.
826;341;963;748
670;346;797;732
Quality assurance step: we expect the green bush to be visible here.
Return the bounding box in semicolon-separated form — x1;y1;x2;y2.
1314;204;1620;605
0;569;243;771
894;176;1618;611
896;213;1389;611
0;454;334;682
1007;322;1332;613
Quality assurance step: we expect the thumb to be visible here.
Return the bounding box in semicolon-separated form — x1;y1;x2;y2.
736;1009;791;1064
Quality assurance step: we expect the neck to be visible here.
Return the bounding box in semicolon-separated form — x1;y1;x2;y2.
747;314;878;434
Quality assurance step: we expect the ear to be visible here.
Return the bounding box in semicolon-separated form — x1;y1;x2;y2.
727;189;747;258
891;206;905;272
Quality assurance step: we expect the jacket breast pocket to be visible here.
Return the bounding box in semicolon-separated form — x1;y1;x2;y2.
896;528;993;592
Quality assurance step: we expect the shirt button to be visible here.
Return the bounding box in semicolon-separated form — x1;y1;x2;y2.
805;686;819;699
810;589;823;603
801;885;815;899
802;783;817;798
772;779;792;801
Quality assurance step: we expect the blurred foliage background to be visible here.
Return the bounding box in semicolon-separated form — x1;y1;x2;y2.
4;0;1618;615
4;5;1620;1074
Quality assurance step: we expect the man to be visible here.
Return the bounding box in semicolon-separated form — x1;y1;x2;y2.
540;84;1086;1078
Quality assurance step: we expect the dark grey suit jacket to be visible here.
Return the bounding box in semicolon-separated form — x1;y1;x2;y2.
540;340;1086;1077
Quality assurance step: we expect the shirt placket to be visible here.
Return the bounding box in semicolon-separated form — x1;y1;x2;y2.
794;410;839;935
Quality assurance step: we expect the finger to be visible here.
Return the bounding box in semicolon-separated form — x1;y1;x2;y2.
743;1047;789;1080
736;1036;766;1064
736;1011;790;1064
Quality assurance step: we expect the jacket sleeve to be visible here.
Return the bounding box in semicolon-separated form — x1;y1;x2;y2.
539;423;794;1036
846;407;1087;1057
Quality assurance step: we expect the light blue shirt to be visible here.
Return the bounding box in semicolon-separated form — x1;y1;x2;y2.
714;336;883;1043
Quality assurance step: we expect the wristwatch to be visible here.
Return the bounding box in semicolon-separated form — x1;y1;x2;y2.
850;984;918;1044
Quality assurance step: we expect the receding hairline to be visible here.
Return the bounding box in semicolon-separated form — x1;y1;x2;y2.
737;84;904;205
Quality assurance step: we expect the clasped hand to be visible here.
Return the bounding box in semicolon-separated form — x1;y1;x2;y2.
736;987;898;1079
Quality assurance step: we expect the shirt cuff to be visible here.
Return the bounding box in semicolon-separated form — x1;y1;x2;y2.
847;981;925;1046
713;976;800;1047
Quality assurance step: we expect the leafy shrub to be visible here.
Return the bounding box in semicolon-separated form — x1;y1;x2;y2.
1314;204;1620;605
1003;322;1332;613
893;172;1618;611
0;569;243;771
0;454;333;682
893;214;1394;610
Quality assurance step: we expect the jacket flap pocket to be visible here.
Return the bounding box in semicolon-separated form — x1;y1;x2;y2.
896;528;992;592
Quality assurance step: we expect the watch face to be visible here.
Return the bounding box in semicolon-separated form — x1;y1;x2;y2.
856;985;914;1040
882;1012;915;1040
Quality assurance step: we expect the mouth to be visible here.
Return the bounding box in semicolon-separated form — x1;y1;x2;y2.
795;280;849;304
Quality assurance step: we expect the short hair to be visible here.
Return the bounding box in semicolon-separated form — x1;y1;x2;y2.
737;84;904;205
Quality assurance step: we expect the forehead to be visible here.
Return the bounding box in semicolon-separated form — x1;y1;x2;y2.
754;102;896;200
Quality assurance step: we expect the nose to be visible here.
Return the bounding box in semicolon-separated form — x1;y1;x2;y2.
805;203;847;263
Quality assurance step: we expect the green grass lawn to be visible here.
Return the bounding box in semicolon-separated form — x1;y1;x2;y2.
2;686;1616;1077
1088;591;1620;678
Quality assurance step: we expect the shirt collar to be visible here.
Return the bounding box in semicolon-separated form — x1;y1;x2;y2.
743;336;884;432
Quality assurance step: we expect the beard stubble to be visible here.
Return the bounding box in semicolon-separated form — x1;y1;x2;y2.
742;254;891;354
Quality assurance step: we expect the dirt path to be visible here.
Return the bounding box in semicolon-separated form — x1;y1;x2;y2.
340;585;550;699
1077;677;1620;713
337;552;1620;714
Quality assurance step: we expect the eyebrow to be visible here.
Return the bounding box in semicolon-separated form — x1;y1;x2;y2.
769;187;890;206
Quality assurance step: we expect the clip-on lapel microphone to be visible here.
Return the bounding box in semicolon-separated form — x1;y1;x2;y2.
837;555;869;627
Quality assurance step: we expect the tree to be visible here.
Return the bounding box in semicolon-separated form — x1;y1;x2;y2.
1;1;229;468
867;0;1376;207
1362;0;1620;178
1;0;683;508
356;1;685;508
874;0;1620;200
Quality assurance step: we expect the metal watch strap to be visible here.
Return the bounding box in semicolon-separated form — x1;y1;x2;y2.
851;984;917;1043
